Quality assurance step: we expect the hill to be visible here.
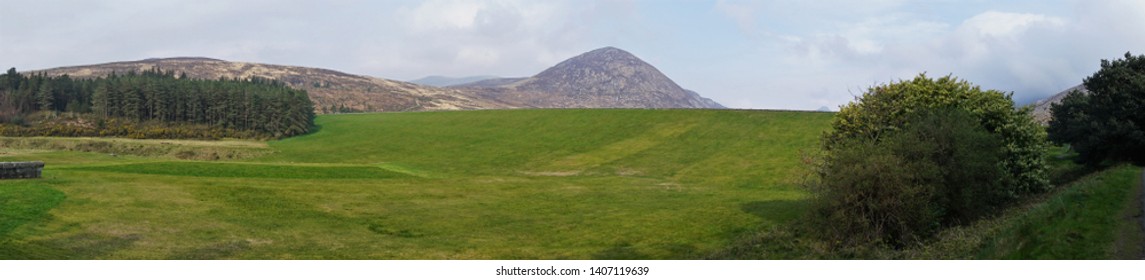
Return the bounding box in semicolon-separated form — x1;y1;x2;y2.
408;75;500;87
1031;84;1088;124
454;47;724;108
0;109;829;259
29;57;514;114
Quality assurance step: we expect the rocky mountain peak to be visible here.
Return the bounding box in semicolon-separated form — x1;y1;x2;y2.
502;47;722;108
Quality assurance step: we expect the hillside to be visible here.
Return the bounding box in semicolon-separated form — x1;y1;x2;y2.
453;47;724;109
0;109;830;259
1032;84;1088;124
26;47;726;113
30;57;515;114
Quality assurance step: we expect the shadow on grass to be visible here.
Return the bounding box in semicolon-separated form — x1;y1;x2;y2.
740;199;809;223
592;242;650;260
171;240;251;260
1;233;141;260
591;241;701;260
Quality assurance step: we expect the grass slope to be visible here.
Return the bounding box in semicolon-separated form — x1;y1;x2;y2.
975;165;1143;259
0;109;833;259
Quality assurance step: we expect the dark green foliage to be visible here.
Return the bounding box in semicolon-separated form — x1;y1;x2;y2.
807;108;1006;248
891;109;1006;224
807;137;939;248
1047;52;1145;166
0;67;314;139
1047;90;1090;146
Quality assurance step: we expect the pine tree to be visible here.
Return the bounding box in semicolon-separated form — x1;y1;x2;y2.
36;82;54;111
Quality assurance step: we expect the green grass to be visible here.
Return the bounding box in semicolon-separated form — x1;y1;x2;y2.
0;109;834;259
974;164;1142;259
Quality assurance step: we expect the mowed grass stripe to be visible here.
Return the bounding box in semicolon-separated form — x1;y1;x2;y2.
71;162;409;179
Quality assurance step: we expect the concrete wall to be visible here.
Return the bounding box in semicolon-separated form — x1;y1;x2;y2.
0;161;44;179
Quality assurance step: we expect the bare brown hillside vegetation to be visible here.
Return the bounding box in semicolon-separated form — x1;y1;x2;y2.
32;57;514;114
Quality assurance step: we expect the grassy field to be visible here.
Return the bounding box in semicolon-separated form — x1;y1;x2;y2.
0;109;833;259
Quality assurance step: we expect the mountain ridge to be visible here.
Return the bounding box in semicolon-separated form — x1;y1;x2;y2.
1031;84;1088;124
454;47;724;109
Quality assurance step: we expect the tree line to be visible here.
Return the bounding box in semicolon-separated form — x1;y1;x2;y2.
0;67;314;139
1048;52;1145;166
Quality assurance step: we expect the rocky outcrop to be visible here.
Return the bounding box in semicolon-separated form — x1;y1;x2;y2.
0;161;44;179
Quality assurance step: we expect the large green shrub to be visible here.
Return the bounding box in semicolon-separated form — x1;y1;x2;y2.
825;74;1049;196
808;108;1006;248
1047;52;1145;166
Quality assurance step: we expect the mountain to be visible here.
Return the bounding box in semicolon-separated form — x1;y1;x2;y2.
409;75;500;87
1031;84;1088;125
29;57;514;114
454;47;724;109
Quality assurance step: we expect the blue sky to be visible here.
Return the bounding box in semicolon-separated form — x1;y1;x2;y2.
3;0;1143;110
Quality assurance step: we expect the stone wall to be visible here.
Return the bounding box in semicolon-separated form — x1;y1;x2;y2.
0;161;44;179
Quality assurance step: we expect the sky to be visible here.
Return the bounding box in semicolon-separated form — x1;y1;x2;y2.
2;0;1144;110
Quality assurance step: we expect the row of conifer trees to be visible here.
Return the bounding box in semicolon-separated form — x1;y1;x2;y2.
0;67;314;139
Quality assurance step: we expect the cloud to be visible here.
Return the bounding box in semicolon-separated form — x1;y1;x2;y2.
958;11;1066;38
361;0;628;78
713;0;1144;109
402;0;485;31
714;0;760;34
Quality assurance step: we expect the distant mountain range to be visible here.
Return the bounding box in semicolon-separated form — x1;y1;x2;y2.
26;47;723;113
409;75;501;87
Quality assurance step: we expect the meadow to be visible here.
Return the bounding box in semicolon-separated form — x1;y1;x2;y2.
0;109;834;259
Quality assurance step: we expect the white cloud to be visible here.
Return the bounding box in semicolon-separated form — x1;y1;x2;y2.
958;11;1066;38
401;0;485;31
714;0;760;34
716;2;1137;109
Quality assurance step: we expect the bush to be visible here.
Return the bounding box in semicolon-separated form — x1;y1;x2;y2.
808;108;1006;248
825;73;1048;196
